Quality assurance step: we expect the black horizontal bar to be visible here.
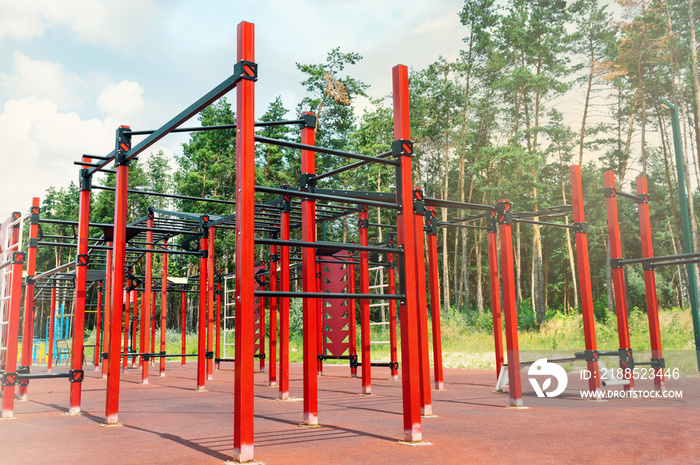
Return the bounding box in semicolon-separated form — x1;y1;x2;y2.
255;290;403;300
512;218;576;229
311;150;393;182
124;119;304;136
255;238;402;254
255;136;399;167
436;221;488;230
619;252;700;266
92;185;236;205
647;257;700;269
615;190;643;202
17;372;70;380
423;197;494;212
255;185;399;210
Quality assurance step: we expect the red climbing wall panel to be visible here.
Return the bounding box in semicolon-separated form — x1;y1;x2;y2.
320;252;352;356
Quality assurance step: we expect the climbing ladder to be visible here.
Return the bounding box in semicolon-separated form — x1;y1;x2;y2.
366;255;398;375
0;213;25;369
222;274;236;362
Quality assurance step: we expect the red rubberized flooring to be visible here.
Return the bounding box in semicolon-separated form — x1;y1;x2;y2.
1;363;698;464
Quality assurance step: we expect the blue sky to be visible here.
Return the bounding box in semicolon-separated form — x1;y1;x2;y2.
0;0;466;219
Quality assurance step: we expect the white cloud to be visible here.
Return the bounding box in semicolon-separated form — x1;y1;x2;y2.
0;0;161;47
97;80;145;119
0;51;88;111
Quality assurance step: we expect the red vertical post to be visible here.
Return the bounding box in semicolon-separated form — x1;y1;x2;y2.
358;206;372;394
130;291;139;368
636;176;665;391
19;197;40;400
300;111;319;424
151;289;156;365
207;228;215;380
1;252;25;419
486;213;504;380
279;194;291;399
122;284;130;373
268;242;278;386
259;262;266;373
316;260;323;375
496;200;523;407
412;190;432;414
95;281;103;369
102;243;112;379
215;270;222;370
233;20;256;463
349;250;358;378
392;64;422;442
603;171;634;390
105;125;131;425
197;233;208;391
387;246;398;380
181;290;187;367
570;166;601;394
141;211;153;384
69;157;92;414
160;243;168;376
426;207;444;389
47;284;57;373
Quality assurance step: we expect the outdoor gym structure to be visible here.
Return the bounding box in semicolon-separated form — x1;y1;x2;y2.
0;19;696;465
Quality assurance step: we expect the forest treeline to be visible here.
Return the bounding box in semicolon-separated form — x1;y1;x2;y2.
37;0;700;328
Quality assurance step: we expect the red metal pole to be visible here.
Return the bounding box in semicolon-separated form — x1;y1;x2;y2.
300;111;319;424
216;270;222;370
269;244;278;386
181;290;187;367
259;262;266;373
141;211;153;384
426;207;444;389
486;213;504;381
358;206;372;394
69;157;92;414
412;190;432;415
569;166;601;394
105;125;131;425
349;248;358;378
197;233;208;391
1;252;25;419
387;246;398;380
130;291;139;368
102;243;112;379
279;197;291;399
603;171;634;390
160;244;168;376
233;20;256;463
19;197;40;401
95;281;103;370
636;176;665;391
47;284;57;373
316;260;323;375
207;227;215;380
151;289;156;365
392;64;422;442
496;200;523;407
122;284;130;373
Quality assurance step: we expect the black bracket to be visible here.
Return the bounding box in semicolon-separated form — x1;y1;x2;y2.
181;234;201;252
233;60;258;82
316;271;321;279
69;369;84;383
102;352;109;360
206;351;214;360
76;254;90;267
2;372;17;386
12;251;25;265
650;357;665;369
349;354;359;368
254;275;266;287
603;187;616;198
28;237;38;248
609;258;624;269
254;353;266;360
486;213;497;233
79;168;92;191
392;139;413;158
25;275;35;286
573;222;588;233
17;366;30;374
583;350;599;363
642;261;656;271
358;218;369;229
413;189;425;215
12;211;21;222
300;113;317;129
115;126;132;166
636;193;650;204
618;348;634;371
495;201;512;225
30;206;40;224
299;173;316;193
269;253;279;262
200;249;209;259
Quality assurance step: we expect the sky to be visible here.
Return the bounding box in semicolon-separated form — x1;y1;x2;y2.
0;0;467;220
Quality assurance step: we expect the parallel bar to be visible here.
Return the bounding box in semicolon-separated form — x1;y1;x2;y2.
92;185;237;206
255;185;400;210
311;151;393;182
